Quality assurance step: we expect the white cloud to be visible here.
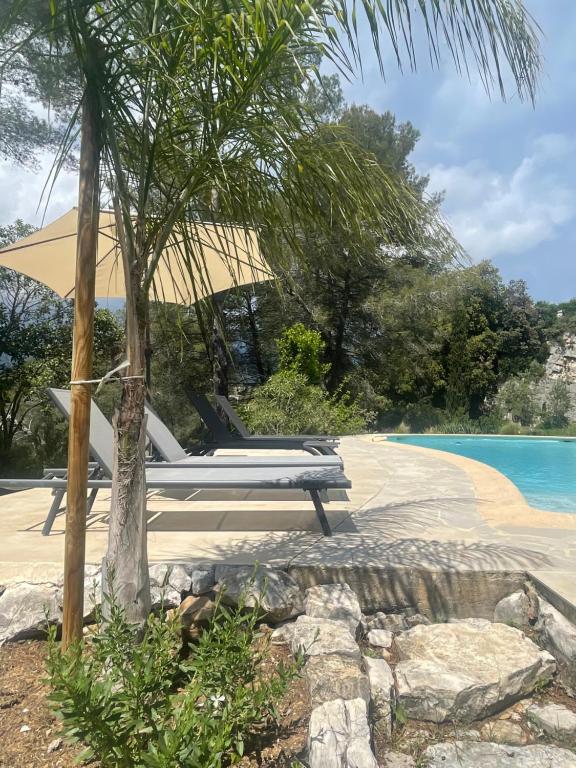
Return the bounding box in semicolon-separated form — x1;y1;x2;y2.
0;153;78;228
425;133;576;261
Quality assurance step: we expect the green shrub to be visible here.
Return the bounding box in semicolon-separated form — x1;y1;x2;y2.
541;379;572;429
376;407;406;432
402;403;443;432
428;418;481;434
476;412;504;434
390;421;410;434
0;439;42;477
46;593;298;768
277;323;329;385
241;370;372;435
530;423;576;437
500;421;521;435
496;376;538;426
343;372;392;417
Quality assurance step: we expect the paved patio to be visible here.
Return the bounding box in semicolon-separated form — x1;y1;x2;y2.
1;436;576;612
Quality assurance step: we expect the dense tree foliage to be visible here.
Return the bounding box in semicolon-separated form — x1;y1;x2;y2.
195;102;549;429
543;380;572;428
0;222;124;473
0;0;79;166
1;78;565;470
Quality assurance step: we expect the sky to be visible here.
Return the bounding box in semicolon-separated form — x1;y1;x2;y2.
333;0;576;302
0;1;575;302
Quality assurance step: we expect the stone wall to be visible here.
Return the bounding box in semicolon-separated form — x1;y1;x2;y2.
288;566;526;620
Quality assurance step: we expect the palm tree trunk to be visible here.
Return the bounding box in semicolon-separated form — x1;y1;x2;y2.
103;226;151;623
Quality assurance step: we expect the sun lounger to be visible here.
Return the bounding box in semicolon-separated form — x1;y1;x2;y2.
190;393;339;455
0;389;350;536
46;389;342;470
143;402;341;466
2;462;348;535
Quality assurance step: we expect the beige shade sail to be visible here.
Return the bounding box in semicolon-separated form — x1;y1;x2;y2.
0;208;273;303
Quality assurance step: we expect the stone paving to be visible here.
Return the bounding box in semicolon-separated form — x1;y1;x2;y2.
1;435;576;612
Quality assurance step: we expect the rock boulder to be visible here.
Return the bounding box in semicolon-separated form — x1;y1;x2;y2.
364;656;395;736
537;599;576;693
307;698;378;768
83;565;103;621
304;655;370;706
304;583;362;637
425;742;576;767
0;582;61;643
405;613;431;628
367;629;393;649
367;612;407;633
494;591;537;628
270;622;296;645
290;615;360;660
215;566;304;622
190;568;214;595
381;752;415;768
149;563;192;607
395;620;555;723
176;595;217;632
479;720;528;746
527;703;576;738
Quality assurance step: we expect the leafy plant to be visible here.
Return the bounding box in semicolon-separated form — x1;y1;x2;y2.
532;423;576;438
46;592;299;767
475;412;505;434
392;700;409;727
497;375;539;427
429;419;481;435
541;379;572;429
277;324;330;386
241;370;372;436
500;421;522;435
403;403;443;432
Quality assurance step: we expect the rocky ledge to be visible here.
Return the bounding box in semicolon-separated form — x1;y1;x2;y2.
2;568;576;766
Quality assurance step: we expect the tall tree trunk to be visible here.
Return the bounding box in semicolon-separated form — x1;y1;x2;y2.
212;317;230;397
103;214;150;623
210;297;230;398
327;271;351;391
0;410;14;454
144;315;153;397
207;189;230;399
103;373;150;623
245;292;266;383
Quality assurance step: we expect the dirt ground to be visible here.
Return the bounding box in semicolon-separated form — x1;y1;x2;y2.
0;641;79;768
238;642;310;767
0;640;310;768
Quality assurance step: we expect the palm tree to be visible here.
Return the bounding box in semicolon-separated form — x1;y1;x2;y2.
1;0;541;637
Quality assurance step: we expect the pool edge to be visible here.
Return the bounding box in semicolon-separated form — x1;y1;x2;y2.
366;434;576;531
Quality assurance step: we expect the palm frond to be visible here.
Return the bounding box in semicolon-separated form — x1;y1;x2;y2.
1;0;541;300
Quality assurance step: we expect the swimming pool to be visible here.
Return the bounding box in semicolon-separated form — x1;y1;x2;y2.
387;435;576;513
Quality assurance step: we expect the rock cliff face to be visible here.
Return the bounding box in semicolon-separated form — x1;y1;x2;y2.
545;334;576;382
536;334;576;421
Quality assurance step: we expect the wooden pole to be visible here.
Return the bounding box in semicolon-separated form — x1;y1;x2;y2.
62;87;100;648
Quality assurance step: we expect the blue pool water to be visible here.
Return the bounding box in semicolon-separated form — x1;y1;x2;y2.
388;435;576;513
